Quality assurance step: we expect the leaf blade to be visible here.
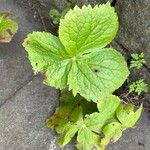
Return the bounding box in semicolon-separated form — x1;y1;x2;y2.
59;3;118;56
68;48;129;102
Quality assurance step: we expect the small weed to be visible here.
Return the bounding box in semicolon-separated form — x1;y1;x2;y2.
129;79;148;95
130;52;146;69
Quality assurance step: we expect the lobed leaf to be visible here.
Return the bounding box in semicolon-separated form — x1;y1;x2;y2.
68;48;129;101
59;3;118;56
116;103;143;128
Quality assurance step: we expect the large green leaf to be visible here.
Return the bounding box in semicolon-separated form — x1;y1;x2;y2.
22;32;68;73
59;3;118;56
23;4;129;102
116;104;143;128
68;48;129;101
0;12;18;42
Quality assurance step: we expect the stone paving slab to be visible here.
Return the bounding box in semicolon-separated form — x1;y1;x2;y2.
0;0;43;105
0;75;74;150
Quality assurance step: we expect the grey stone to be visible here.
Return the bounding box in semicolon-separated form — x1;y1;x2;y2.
115;0;150;67
0;75;74;150
50;0;69;10
112;0;150;100
0;0;42;105
50;0;106;10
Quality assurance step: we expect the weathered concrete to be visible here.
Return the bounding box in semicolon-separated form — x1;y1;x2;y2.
112;0;150;100
0;75;74;150
115;0;150;67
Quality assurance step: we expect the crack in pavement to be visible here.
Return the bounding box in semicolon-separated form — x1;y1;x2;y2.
0;74;35;109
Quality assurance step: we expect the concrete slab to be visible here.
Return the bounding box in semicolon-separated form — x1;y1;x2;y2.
0;75;74;150
0;0;41;105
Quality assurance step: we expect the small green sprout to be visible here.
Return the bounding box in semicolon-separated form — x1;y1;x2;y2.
129;79;148;95
49;9;61;24
130;52;146;69
49;0;75;24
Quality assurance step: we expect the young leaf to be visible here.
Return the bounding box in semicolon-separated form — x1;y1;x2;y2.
0;12;18;42
77;127;102;150
101;122;122;146
58;123;78;147
129;79;148;95
84;95;120;132
23;4;129;102
47;92;83;133
116;103;143;128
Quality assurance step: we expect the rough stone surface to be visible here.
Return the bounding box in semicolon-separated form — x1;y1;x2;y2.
0;0;150;150
0;75;74;150
113;0;150;101
50;0;106;10
115;0;150;67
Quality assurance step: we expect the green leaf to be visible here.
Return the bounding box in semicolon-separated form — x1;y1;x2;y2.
116;103;143;128
23;32;71;89
0;12;18;42
23;5;129;102
84;95;120;132
44;59;72;89
101;122;122;146
68;48;129;101
47;91;100;148
97;95;121;112
23;31;68;72
47;91;83;133
58;124;78;147
77;127;101;150
59;3;118;56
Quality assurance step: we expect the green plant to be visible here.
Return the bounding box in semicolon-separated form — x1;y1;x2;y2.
49;0;75;24
0;12;18;42
130;52;146;69
129;79;148;95
23;3;142;150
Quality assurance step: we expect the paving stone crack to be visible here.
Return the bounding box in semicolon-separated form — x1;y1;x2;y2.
0;74;35;108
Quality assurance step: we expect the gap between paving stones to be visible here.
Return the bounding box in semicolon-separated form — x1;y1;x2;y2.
0;74;35;109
